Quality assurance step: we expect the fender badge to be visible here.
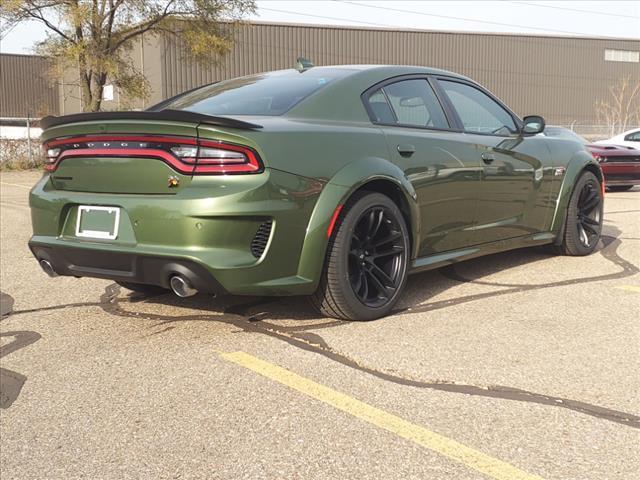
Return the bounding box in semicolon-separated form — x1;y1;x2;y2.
168;176;180;188
554;167;566;176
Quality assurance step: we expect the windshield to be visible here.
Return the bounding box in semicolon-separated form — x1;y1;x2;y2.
543;127;588;144
152;68;354;116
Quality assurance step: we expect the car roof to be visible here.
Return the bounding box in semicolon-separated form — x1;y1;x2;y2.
280;64;478;122
302;64;471;80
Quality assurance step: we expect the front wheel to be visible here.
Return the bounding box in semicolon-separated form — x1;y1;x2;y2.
555;171;603;256
311;192;410;321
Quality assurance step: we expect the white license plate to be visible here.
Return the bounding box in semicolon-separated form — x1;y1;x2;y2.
75;206;120;240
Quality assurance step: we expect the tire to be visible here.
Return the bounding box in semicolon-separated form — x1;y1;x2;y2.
116;281;168;295
555;171;603;256
311;191;410;321
606;185;633;192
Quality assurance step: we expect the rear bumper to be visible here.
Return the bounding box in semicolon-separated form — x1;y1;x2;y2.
30;243;227;295
601;163;640;186
28;169;329;296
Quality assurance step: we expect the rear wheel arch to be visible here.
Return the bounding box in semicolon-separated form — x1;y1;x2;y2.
296;161;419;290
311;190;411;320
349;178;416;257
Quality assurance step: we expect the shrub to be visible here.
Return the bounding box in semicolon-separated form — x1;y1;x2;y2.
0;139;43;170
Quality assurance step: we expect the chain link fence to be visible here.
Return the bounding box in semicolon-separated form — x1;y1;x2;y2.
556;124;640;143
0;118;42;170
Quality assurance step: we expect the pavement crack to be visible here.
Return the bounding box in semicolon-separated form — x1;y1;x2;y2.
424;234;638;313
3;233;638;428
91;285;640;430
242;318;640;430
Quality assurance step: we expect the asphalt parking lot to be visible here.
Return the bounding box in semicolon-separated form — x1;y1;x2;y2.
1;170;639;479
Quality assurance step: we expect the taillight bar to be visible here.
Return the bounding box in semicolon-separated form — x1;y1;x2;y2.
46;135;198;147
42;135;263;175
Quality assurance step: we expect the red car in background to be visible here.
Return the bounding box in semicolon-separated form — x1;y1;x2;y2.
542;127;640;192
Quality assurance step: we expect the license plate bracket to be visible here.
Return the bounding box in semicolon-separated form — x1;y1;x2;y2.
75;205;120;240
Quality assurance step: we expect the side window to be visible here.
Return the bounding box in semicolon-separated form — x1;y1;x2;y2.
439;80;517;135
624;131;640;141
366;79;449;129
367;90;396;124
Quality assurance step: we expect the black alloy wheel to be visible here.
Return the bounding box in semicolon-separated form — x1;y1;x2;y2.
576;180;602;249
555;171;603;256
348;206;406;308
311;191;410;321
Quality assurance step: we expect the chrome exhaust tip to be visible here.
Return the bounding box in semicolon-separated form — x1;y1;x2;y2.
169;275;197;298
40;259;58;278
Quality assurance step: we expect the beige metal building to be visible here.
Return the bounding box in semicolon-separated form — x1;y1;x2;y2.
153;22;640;127
0;53;59;118
3;21;639;127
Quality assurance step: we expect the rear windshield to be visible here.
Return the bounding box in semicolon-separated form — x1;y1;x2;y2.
153;68;353;116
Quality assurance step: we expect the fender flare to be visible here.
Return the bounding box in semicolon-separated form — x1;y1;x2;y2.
550;151;603;243
295;157;419;287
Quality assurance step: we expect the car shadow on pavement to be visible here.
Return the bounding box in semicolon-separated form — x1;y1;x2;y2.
0;330;42;409
4;228;639;427
125;226;631;326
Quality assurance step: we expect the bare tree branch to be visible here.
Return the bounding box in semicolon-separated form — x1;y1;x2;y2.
2;0;255;111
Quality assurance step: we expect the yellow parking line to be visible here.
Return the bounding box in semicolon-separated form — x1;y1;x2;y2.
220;351;544;480
616;285;640;293
0;181;31;190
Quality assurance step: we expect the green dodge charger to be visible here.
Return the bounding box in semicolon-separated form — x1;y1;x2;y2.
30;65;604;320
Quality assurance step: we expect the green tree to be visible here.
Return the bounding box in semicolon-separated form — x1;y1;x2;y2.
1;1;255;112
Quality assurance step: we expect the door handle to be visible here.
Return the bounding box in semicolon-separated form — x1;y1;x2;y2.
481;152;495;164
397;144;416;157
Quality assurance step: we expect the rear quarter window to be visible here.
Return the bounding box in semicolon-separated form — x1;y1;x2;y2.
365;79;449;129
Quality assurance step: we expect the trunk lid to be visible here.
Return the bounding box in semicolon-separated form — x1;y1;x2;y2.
41;112;263;194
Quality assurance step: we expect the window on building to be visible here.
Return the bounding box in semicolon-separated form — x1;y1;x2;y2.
604;49;640;63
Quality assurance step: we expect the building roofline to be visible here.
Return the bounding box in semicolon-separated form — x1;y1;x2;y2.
0;52;48;59
237;19;640;43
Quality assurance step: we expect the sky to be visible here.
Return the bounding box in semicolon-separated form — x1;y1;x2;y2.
1;1;638;54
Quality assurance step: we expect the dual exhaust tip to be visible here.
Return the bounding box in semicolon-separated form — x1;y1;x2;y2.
39;259;198;298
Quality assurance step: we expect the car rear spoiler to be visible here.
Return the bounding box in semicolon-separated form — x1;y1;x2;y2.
39;109;263;130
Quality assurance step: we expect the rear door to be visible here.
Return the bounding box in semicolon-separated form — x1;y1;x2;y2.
434;78;552;243
363;76;482;256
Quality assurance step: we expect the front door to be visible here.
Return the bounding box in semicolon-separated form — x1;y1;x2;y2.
436;79;552;244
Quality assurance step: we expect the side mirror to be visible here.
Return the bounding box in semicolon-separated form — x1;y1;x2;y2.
522;115;545;134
